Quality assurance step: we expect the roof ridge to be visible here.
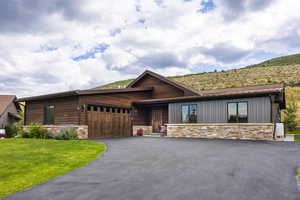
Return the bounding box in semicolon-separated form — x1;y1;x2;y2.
127;70;201;96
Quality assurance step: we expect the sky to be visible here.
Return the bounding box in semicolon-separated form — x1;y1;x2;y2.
0;0;300;97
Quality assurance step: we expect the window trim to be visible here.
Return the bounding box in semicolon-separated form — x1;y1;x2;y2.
43;104;55;125
181;104;197;123
227;101;248;123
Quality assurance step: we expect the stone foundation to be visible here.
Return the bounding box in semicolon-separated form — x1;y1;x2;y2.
167;123;275;141
23;125;89;139
133;126;152;136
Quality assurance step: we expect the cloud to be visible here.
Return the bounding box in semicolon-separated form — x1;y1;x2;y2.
215;0;275;21
0;0;98;33
0;0;300;97
199;43;251;64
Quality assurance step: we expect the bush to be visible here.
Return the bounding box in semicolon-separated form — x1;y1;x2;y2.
44;132;54;139
68;127;78;139
5;124;19;138
56;127;78;140
27;123;48;139
283;94;298;131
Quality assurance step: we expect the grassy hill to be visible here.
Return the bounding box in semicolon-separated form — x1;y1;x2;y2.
94;53;300;125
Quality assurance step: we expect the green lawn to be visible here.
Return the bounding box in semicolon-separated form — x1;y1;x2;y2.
295;135;300;142
298;168;300;179
287;130;300;142
287;130;300;135
0;138;106;198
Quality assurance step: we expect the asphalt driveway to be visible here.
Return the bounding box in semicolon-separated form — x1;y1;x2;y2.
5;137;300;200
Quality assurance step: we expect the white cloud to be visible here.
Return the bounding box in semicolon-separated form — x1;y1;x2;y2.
0;0;300;97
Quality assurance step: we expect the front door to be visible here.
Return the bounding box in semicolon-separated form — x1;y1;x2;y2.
152;109;162;133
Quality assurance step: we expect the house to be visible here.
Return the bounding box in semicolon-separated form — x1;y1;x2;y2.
0;95;21;130
17;70;286;140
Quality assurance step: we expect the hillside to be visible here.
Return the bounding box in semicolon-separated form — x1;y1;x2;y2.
94;54;300;125
95;54;300;90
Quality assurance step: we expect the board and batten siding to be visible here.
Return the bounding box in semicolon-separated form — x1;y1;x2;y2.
168;96;271;124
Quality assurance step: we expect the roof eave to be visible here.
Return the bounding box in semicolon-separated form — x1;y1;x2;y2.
133;91;284;105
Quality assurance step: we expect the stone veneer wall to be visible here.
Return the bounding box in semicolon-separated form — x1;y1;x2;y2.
23;125;88;139
167;123;275;141
133;126;152;136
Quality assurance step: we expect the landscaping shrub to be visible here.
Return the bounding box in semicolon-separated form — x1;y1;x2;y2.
13;123;78;140
283;94;298;131
67;127;78;139
56;127;78;140
27;123;48;139
5;124;19;138
5;117;26;138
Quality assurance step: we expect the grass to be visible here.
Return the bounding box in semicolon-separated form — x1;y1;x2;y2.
297;167;300;179
249;53;300;68
0;138;106;198
287;130;300;135
295;135;300;142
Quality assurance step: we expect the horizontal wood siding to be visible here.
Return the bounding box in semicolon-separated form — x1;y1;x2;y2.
79;91;151;107
168;97;272;124
79;91;151;125
25;97;79;125
131;74;184;98
133;107;151;126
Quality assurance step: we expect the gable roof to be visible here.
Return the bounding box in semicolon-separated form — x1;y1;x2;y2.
127;70;200;96
17;87;153;102
0;95;17;116
133;83;285;108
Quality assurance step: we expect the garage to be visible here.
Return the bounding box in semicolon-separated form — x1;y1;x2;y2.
86;103;133;138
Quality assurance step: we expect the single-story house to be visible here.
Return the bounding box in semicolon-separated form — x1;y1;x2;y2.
17;70;286;140
0;95;21;129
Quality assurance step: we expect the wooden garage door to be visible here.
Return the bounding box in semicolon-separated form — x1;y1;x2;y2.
87;105;132;138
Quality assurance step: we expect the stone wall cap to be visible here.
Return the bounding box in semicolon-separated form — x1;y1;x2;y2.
166;123;274;126
23;125;88;128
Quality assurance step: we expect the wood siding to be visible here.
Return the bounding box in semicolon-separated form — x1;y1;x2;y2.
133;107;151;126
131;74;185;98
79;91;151;125
133;105;168;127
168;96;272;124
25;97;80;125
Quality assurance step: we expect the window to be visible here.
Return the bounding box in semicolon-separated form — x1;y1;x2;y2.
44;105;55;125
181;104;197;123
227;102;248;123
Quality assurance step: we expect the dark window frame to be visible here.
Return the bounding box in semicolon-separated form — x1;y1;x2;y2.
227;101;248;123
44;104;55;125
181;104;197;123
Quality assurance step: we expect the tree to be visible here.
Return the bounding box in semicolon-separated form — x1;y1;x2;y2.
283;94;298;131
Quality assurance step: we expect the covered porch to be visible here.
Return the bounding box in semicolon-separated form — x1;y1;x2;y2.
132;103;168;135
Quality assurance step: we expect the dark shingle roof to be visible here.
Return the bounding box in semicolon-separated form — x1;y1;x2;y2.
133;83;285;105
16;87;153;102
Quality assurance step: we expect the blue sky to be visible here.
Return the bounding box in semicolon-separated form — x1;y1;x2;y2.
0;0;299;96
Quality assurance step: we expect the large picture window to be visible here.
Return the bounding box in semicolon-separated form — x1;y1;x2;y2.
44;105;55;125
227;102;248;123
181;104;197;123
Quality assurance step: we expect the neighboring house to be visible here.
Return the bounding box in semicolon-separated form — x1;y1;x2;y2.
0;95;21;129
17;70;286;141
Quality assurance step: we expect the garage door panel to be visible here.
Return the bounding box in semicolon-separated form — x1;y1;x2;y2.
87;105;132;138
